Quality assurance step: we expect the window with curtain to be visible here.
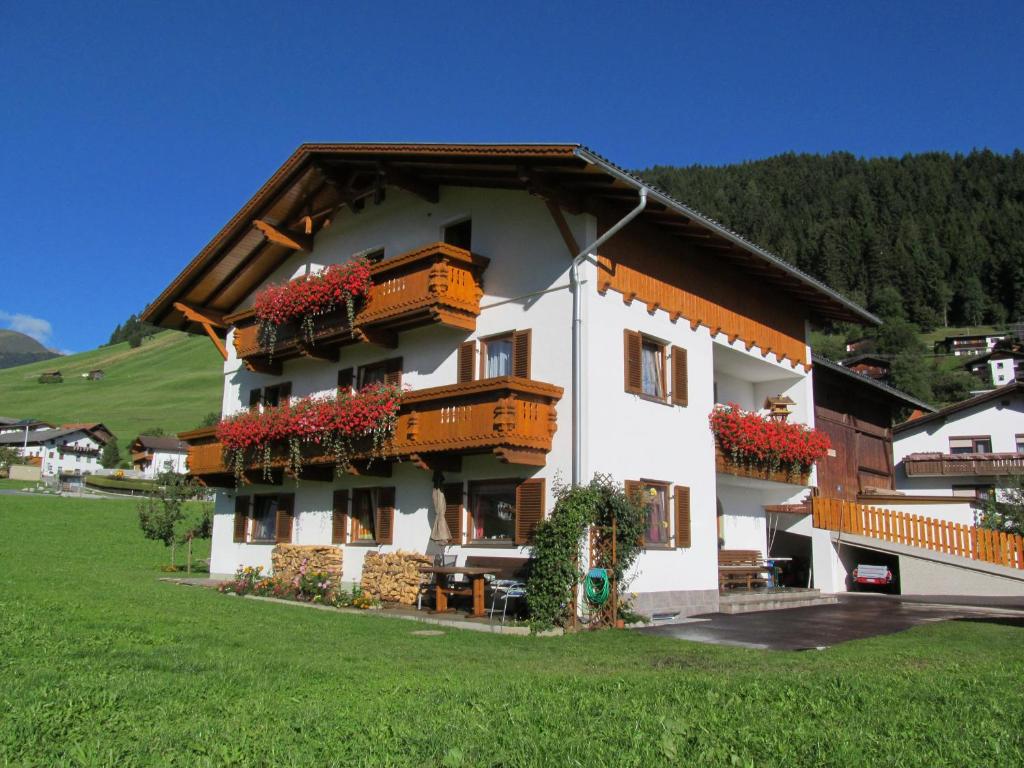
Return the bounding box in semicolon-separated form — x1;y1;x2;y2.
483;335;513;378
250;496;279;543
469;480;517;542
641;338;665;398
358;363;388;389
350;488;377;542
639;482;670;546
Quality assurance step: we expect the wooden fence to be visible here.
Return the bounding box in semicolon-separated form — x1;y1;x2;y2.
811;497;1024;570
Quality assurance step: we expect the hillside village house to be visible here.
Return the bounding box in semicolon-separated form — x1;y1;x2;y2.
143;143;879;617
129;435;189;477
0;422;112;478
893;382;1024;516
965;347;1024;388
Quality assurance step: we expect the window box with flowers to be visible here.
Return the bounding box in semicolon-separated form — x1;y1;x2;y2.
709;403;831;486
216;383;402;483
253;257;372;357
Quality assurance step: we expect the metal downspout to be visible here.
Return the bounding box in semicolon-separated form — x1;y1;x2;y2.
570;188;647;485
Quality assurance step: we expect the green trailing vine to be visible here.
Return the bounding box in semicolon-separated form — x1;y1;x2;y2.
526;474;646;633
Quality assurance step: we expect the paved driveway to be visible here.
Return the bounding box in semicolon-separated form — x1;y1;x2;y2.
637;595;1024;650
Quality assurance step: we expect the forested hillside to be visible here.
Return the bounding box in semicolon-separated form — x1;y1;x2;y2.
639;150;1024;329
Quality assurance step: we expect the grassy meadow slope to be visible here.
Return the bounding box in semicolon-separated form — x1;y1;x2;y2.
0;331;222;442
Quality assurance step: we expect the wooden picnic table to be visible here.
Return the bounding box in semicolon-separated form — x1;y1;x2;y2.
419;565;495;617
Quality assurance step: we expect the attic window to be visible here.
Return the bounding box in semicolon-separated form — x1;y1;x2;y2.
443;219;472;250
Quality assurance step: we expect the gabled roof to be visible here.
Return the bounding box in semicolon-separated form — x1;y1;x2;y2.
130;435;189;452
894;381;1024;433
0;426;104;446
142;143;878;332
0;417;54;429
813;355;934;413
842;353;890;368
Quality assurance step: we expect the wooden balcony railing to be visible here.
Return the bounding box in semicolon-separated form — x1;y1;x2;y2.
812;496;1024;570
715;448;811;486
902;452;1024;477
179;376;563;486
226;242;489;372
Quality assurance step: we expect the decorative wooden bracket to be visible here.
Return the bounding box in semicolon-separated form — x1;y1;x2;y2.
253;219;314;252
353;326;398;349
344;460;392;478
173;302;229;361
408;453;462;473
493;448;546;466
297;341;338;362
243;358;282;376
518;166;585;215
243;469;282;486
545;200;580;258
376;162;439;203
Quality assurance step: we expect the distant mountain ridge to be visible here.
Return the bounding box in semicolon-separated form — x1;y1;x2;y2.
0;329;61;370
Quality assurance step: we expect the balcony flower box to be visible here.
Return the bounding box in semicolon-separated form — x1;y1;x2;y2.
709;402;829;485
253;257;372;356
216;383;402;483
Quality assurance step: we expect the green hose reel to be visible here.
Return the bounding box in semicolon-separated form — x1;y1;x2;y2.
584;567;610;606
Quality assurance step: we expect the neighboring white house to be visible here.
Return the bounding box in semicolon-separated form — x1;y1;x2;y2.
129;435;189;477
964;349;1024;388
0;423;112;478
893;382;1024;518
142;143;879;616
0;417;54;436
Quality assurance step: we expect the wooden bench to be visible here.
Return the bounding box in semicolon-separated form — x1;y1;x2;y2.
718;549;770;591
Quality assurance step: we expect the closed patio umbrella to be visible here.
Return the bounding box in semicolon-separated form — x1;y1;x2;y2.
430;484;451;544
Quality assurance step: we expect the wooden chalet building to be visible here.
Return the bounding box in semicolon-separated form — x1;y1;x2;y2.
144;143;878;616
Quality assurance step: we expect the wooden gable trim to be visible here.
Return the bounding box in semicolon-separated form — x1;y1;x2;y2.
596;214;809;370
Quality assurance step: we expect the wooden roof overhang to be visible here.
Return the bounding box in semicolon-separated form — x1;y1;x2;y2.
142;143;877;333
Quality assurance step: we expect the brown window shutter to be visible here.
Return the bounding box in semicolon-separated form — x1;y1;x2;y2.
512;329;532;379
337;368;354;391
457;341;476;383
248;389;262;410
278;381;292;405
233;496;249;543
624;479;641;501
514;478;545;545
275;494;295;544
443;482;463;541
623;330;642;394
671;347;688;406
675;486;691;548
376;487;396;544
331;490;348;545
384;357;403;387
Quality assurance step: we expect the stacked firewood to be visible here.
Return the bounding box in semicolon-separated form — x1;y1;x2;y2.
271;544;343;583
360;551;432;605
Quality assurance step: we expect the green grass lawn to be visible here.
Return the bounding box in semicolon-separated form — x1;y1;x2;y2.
1;495;1022;767
0;331;222;444
0;478;34;490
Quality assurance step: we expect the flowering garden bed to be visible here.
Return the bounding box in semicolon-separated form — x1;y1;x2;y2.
254;257;372;354
710;403;830;484
216;383;402;482
219;565;380;609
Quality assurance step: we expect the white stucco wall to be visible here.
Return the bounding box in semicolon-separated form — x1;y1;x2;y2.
206;183;822;613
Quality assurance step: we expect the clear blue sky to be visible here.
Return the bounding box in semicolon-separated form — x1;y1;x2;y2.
1;1;1021;352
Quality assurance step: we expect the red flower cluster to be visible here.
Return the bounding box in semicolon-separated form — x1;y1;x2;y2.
216;383;402;481
253;257;372;327
709;403;831;472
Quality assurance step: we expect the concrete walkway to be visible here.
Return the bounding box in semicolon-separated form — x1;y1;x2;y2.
637;594;1024;650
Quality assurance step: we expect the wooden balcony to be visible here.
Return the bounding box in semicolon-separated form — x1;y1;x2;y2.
715;448;811;486
902;452;1024;477
179;376;563;487
226;242;489;373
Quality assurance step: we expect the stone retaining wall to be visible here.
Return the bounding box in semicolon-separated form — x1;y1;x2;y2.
360;551;432;605
271;544;343;584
